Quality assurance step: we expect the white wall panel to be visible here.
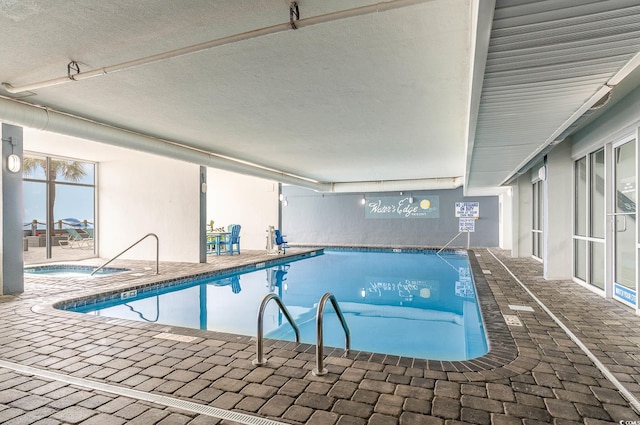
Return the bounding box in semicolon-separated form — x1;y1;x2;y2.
100;153;200;262
207;169;278;251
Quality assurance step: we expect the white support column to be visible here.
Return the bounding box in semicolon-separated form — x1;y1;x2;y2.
514;174;533;258
199;166;207;263
1;123;24;295
544;141;573;280
499;189;513;251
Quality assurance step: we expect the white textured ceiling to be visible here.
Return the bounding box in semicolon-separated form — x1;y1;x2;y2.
0;0;473;186
1;0;640;194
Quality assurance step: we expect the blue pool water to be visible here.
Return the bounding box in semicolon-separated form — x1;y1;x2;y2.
68;250;488;360
25;265;129;276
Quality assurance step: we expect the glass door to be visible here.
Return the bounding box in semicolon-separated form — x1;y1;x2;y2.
612;139;637;306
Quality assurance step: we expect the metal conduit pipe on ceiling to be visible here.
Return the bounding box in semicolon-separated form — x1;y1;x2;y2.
2;0;433;94
0;96;459;193
330;177;463;193
0;96;329;191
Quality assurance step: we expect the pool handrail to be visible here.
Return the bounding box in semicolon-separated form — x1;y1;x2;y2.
91;233;159;276
253;293;301;366
313;292;351;376
436;231;464;255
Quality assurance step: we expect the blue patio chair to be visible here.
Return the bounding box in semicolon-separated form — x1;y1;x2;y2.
213;276;242;293
274;229;288;254
219;224;241;255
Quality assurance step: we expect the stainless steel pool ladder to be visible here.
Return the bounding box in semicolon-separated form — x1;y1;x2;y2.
252;293;300;366
436;231;464;254
313;292;351;376
91;233;159;276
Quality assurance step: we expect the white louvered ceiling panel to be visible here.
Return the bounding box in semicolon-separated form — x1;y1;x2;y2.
467;0;640;193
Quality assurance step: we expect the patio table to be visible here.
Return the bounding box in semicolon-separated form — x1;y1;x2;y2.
207;232;231;255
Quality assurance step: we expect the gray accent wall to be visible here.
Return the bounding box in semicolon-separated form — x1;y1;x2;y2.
281;186;499;247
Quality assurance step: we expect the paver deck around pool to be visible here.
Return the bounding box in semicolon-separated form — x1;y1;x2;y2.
2;248;640;424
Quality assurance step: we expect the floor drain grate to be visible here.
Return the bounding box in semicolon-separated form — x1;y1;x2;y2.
503;315;523;326
0;359;288;425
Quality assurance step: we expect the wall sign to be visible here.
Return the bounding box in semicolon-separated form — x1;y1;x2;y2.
365;196;439;219
614;283;636;305
459;217;475;232
455;202;479;218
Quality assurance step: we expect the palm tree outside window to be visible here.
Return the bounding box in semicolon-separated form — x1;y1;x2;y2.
22;154;95;259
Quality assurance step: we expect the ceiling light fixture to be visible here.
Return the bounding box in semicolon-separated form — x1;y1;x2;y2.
7;154;20;173
361;195;366;205
588;88;612;110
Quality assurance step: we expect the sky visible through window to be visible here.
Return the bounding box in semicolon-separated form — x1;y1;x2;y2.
23;158;95;231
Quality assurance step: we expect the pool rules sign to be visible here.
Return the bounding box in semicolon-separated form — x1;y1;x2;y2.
455;202;479;232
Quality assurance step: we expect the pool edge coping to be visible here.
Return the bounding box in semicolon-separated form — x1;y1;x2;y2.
32;247;533;381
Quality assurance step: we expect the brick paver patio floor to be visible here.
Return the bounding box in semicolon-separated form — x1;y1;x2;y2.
2;247;640;424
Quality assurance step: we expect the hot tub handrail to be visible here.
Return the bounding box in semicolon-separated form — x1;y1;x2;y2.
91;233;159;276
313;292;351;376
253;293;300;366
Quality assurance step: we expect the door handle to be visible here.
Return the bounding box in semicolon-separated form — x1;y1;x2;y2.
617;214;627;232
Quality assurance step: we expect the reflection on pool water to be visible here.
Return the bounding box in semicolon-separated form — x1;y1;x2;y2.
25;265;129;276
66;250;488;360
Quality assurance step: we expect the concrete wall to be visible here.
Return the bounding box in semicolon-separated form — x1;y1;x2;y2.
99;152;201;262
207;168;279;250
281;186;499;247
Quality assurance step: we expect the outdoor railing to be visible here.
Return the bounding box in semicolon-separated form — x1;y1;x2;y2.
23;219;94;236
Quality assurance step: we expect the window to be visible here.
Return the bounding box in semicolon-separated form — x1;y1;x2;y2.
532;180;543;260
23;153;96;262
573;149;605;290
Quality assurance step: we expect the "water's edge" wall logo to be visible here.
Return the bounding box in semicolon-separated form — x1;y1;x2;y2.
365;196;439;219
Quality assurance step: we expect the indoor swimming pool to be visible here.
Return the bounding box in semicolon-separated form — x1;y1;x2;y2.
64;249;488;361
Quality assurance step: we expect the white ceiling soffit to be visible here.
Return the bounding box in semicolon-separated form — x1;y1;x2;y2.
466;0;640;194
0;0;474;193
